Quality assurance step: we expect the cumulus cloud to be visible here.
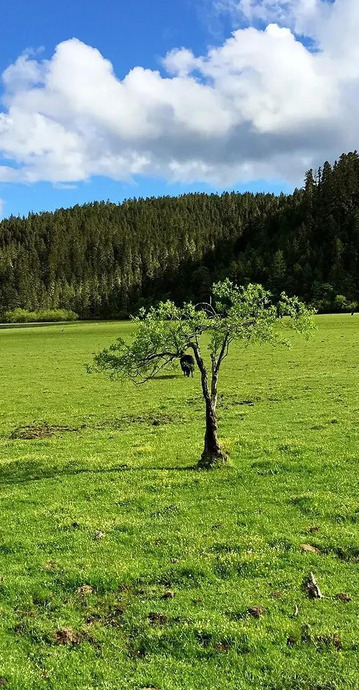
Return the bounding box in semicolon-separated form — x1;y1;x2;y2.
213;0;325;33
213;0;358;56
0;1;359;188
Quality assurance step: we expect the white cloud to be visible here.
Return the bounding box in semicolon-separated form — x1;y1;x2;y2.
0;199;4;218
212;0;328;35
0;1;359;188
213;0;359;55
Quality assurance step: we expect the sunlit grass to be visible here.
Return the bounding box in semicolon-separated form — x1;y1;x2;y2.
0;315;358;688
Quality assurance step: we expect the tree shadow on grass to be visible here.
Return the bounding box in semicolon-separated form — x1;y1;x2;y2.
0;459;197;486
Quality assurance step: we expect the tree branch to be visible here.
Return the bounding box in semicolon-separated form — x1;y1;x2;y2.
215;332;230;374
140;350;179;364
135;356;176;384
195;302;217;317
188;341;211;402
122;350;180;384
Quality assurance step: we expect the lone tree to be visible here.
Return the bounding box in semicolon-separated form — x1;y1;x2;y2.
91;280;315;469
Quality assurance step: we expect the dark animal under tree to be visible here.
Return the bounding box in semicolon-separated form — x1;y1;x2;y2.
180;354;195;377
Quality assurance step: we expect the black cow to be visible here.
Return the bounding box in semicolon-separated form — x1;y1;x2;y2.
180;354;195;377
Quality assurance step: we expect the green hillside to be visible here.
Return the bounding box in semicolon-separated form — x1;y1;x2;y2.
1;152;359;319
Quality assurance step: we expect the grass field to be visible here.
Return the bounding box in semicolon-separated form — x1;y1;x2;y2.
0;315;358;689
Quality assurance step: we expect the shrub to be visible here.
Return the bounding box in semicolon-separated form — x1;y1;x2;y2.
3;308;30;323
3;308;78;323
333;295;349;312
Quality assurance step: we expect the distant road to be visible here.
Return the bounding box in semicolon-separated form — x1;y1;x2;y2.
0;320;122;329
0;321;74;329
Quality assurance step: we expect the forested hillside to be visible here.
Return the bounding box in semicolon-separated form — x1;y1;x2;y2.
1;152;359;319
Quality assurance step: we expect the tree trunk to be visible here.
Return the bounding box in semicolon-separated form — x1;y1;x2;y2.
197;398;227;469
188;345;227;469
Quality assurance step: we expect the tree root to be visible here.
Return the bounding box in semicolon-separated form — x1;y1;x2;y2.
197;450;228;469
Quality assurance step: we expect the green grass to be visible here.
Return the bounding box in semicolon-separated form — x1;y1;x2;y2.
0;315;359;689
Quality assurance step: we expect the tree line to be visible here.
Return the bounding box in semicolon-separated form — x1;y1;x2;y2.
1;151;359;319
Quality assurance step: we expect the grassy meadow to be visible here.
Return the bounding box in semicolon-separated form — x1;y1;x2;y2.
0;315;358;689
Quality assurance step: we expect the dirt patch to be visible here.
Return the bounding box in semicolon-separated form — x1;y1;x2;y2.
301;625;342;650
216;394;258;410
148;612;168;626
76;585;95;596
10;421;81;440
85;605;124;628
97;412;181;430
336;592;351;603
300;543;322;555
152;504;179;518
233;400;255;406
248;606;266;619
54;627;83;646
327;546;359;562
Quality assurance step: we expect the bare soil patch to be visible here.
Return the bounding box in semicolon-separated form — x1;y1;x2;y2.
10;421;81;440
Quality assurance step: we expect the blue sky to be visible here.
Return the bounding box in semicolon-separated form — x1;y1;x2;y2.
0;0;294;217
0;0;209;78
0;0;355;218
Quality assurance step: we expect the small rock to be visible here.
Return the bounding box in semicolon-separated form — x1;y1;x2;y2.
0;678;8;687
300;544;321;554
287;636;297;646
94;531;104;540
170;558;180;564
44;561;56;571
248;606;266;619
162;590;175;599
76;585;94;596
336;592;351;603
304;572;323;599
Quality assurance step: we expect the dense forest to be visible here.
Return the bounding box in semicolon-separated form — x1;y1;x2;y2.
1;152;359;319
